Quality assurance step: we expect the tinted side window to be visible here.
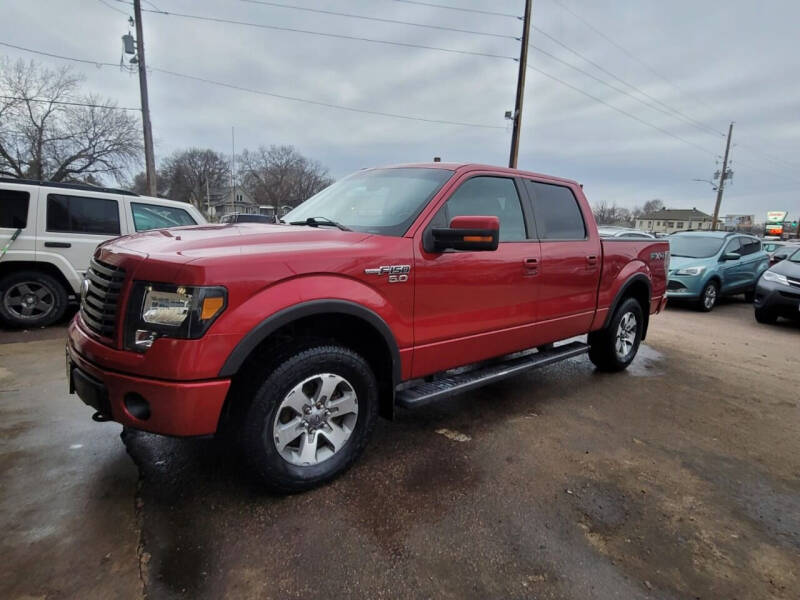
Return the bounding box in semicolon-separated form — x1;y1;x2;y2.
525;181;586;240
441;176;526;242
0;190;30;228
47;194;120;235
131;202;197;231
723;237;741;254
739;238;760;256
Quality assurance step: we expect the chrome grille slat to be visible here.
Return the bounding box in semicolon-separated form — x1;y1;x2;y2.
80;258;125;341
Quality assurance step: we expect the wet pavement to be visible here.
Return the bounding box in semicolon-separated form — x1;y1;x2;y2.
1;300;798;599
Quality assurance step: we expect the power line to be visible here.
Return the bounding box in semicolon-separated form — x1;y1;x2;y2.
239;0;518;40
106;0;518;61
532;29;725;138
0;95;140;111
387;0;521;19
97;0;129;16
0;41;504;130
549;0;716;112
525;64;717;157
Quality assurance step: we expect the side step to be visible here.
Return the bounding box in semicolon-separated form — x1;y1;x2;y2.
395;341;589;409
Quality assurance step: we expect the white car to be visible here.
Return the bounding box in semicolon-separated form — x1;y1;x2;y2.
0;178;206;328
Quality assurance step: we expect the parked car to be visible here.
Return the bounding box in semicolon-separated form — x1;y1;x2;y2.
219;212;277;224
598;226;655;239
0;178;206;327
769;243;800;266
762;240;786;258
666;231;769;311
754;247;800;323
67;162;669;491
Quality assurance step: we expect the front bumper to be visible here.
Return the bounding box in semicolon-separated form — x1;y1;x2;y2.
754;279;800;316
67;337;231;437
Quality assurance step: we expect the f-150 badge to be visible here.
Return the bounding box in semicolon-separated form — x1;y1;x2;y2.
364;264;410;283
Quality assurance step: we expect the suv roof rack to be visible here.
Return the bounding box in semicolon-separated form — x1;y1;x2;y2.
0;177;139;197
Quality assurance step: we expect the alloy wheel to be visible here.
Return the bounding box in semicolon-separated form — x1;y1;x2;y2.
615;311;637;360
3;280;56;321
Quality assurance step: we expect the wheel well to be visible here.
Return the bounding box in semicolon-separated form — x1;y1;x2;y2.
0;261;75;298
222;312;397;426
618;278;651;340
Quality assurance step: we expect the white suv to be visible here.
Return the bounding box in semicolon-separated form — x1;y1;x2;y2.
0;178;206;328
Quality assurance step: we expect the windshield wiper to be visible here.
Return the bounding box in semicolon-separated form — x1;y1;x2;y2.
288;216;350;231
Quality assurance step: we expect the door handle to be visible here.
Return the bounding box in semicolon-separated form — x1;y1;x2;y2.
586;255;598;267
44;242;71;248
523;257;539;276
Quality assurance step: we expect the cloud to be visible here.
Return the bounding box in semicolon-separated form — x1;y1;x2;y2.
4;0;799;218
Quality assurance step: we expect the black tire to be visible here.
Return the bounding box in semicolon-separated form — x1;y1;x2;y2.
0;270;68;328
754;306;778;324
240;344;378;493
744;289;755;303
588;297;644;372
697;280;719;312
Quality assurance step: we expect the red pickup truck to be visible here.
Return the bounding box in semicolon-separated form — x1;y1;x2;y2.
67;163;668;491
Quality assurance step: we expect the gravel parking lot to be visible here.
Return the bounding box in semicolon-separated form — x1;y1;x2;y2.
1;300;798;599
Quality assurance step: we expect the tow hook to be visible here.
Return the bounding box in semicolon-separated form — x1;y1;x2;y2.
92;411;112;422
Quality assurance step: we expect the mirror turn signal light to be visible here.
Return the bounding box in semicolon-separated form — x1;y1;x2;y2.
463;235;493;242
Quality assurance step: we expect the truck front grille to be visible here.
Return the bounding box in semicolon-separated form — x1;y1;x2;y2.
80;258;126;341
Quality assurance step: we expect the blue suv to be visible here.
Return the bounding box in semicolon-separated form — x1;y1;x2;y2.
666;232;769;311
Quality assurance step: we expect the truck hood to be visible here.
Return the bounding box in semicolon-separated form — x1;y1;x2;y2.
109;223;372;263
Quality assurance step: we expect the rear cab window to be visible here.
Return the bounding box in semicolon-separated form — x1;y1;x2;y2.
131;202;197;231
523;180;586;240
1;189;30;229
46;193;120;235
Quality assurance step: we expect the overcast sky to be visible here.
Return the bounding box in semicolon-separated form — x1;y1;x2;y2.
4;0;799;219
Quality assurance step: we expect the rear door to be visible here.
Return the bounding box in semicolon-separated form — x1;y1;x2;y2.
37;190;123;278
739;236;768;285
412;174;541;377
520;179;602;340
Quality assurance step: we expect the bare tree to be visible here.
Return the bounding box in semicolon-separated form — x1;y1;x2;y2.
641;199;664;215
158;148;230;208
0;58;141;182
238;145;333;212
592;200;633;226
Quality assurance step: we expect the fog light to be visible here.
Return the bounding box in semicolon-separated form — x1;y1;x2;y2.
134;329;157;350
124;392;151;420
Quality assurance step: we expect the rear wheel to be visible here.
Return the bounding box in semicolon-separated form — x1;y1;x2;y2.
588;297;644;372
697;281;718;312
240;344;378;493
754;306;778;324
0;271;67;328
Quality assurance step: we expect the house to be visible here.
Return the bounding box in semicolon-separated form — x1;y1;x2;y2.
722;214;755;230
206;187;259;220
635;208;719;234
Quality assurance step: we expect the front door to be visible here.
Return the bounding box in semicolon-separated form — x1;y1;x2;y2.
412;174;541;378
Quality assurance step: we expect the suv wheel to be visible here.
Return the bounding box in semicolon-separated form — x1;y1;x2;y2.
0;271;67;328
698;281;718;312
588;297;644;372
754;306;778;324
240;344;378;493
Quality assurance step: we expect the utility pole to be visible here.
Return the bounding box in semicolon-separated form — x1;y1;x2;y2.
230;126;235;215
508;0;533;169
132;0;157;196
711;121;734;231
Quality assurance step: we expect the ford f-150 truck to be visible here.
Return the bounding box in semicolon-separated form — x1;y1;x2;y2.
67;163;669;491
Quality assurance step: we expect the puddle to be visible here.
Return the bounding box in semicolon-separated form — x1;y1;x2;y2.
626;343;665;377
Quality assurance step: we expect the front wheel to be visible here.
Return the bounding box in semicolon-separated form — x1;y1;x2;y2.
697;281;718;312
588;297;644;372
754;306;778;324
240;344;378;493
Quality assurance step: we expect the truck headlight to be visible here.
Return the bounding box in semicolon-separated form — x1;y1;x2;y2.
125;283;227;352
762;270;789;286
675;266;705;276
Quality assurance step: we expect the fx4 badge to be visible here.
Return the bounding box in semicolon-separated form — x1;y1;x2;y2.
364;264;410;283
650;251;666;261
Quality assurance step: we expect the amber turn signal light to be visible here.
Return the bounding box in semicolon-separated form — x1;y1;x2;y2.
462;235;493;242
201;296;225;320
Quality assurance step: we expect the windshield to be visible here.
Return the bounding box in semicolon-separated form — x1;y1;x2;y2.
283;168;453;236
789;248;800;263
669;235;725;258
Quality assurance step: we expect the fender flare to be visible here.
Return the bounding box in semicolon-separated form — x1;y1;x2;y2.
217;299;402;383
603;273;652;331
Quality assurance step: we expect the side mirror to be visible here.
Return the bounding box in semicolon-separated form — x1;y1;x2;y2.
429;215;500;252
721;252;741;261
